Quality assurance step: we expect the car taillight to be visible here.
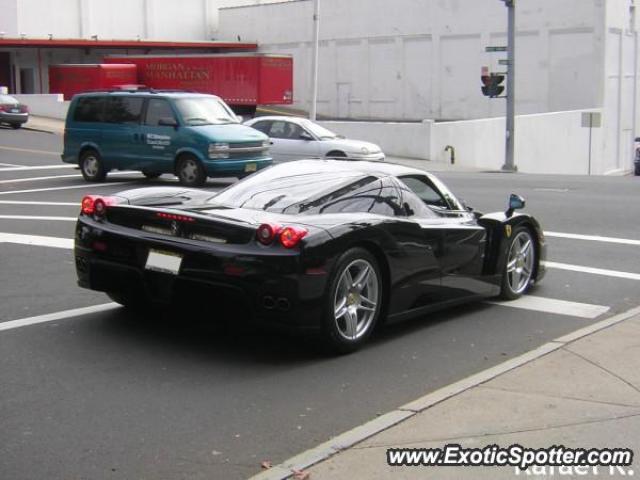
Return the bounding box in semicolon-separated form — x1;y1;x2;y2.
0;105;6;112
81;195;121;217
256;223;280;245
279;226;308;249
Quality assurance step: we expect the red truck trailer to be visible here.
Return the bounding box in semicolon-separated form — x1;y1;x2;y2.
49;64;138;100
104;53;293;116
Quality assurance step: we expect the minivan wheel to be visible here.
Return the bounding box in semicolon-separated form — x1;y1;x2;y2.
177;155;206;187
80;150;107;182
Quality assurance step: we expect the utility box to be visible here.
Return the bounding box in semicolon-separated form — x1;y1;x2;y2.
49;64;138;100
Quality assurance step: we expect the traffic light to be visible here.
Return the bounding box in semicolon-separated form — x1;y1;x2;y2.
481;73;505;98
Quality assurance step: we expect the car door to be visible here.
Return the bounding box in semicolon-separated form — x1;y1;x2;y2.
248;120;278;159
137;98;180;173
100;96;144;169
398;175;493;301
267;120;321;162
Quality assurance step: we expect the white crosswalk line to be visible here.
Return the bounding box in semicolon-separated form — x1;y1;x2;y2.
545;261;640;281
0;181;136;195
0;165;76;172
0;215;76;221
0;200;78;206
0;232;73;249
545;231;640;246
487;295;609;319
0;303;119;332
0;171;138;184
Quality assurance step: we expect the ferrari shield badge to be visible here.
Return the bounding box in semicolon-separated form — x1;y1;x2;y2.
505;225;512;238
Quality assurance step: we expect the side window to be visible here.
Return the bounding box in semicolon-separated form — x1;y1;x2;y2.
73;97;105;122
145;99;175;126
320;177;405;217
104;96;143;124
268;121;288;139
399;175;451;210
397;186;438;218
250;121;272;135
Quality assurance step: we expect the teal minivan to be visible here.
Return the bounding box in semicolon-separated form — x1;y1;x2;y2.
62;91;272;186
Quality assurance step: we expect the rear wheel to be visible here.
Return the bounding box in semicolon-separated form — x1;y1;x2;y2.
80;149;107;182
176;154;206;187
106;291;146;310
322;248;382;354
10;123;21;130
500;227;536;300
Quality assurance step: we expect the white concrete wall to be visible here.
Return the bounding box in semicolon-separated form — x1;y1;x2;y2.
219;0;605;121
321;110;607;175
12;94;69;119
320;120;432;160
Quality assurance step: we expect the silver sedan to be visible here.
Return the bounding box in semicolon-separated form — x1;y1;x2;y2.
0;95;29;129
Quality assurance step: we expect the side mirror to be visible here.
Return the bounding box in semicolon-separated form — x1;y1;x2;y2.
506;193;525;217
235;114;244;123
158;117;178;127
300;131;314;141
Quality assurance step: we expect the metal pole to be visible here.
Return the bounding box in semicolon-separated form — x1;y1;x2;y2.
631;3;638;171
309;0;320;120
502;0;516;171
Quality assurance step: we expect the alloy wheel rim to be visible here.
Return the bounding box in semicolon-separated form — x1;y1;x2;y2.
333;259;379;341
84;156;99;177
506;231;535;294
181;159;197;183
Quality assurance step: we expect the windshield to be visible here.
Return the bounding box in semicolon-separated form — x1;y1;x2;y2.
300;120;337;139
174;97;238;126
0;95;18;104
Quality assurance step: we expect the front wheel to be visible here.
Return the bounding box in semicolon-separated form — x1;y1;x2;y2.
322;248;383;354
500;227;536;300
80;150;107;182
10;123;21;130
176;155;206;187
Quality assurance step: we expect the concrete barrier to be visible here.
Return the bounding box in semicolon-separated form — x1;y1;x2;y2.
319;120;433;160
11;94;70;120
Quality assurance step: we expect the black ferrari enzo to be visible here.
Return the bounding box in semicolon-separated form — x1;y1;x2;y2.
74;160;546;353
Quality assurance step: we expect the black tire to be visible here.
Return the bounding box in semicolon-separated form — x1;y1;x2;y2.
10;123;21;130
106;291;146;311
142;169;162;179
326;150;347;159
80;149;107;182
321;247;383;354
499;226;536;300
176;154;206;187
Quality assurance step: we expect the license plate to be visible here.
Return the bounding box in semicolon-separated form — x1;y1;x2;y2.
244;163;257;173
145;249;182;275
10;109;19;113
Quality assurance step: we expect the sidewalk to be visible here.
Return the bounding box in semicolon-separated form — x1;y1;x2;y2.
24;115;64;135
255;307;640;479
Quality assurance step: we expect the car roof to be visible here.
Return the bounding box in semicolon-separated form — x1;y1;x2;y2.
268;158;433;179
73;91;221;100
247;115;307;123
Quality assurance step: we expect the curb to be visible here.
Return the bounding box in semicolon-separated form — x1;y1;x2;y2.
249;304;640;480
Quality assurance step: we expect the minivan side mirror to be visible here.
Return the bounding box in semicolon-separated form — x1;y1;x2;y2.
158;117;178;127
506;193;525;217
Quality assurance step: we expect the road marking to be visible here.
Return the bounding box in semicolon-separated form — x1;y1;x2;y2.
0;145;60;156
0;181;136;196
487;295;609;319
545;231;640;246
545;261;640;281
0;164;76;172
0;171;138;184
0;200;78;206
250;303;640;480
0;215;76;221
0;303;119;332
0;232;73;249
0;162;24;167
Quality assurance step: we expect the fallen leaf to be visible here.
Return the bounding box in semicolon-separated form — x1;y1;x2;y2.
292;469;310;479
261;461;272;470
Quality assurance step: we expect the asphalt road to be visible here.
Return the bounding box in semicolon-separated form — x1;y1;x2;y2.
1;126;639;480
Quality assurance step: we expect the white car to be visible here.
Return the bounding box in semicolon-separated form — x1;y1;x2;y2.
244;116;385;163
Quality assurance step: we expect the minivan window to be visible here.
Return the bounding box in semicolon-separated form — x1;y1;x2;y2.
104;96;143;124
174;97;238;126
145;99;175;126
73;97;105;123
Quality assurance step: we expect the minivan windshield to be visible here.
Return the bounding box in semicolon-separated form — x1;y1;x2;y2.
174;97;239;126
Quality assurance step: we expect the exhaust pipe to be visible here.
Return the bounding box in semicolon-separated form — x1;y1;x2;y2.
277;297;291;311
262;296;276;310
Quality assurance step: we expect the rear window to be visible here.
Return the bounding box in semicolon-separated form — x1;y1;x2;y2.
73;97;105;122
0;94;18;104
209;167;406;217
